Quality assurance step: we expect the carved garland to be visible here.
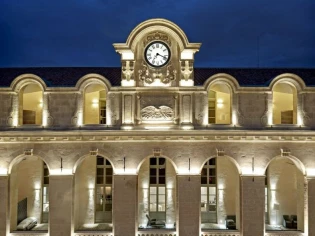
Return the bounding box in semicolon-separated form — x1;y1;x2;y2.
143;31;172;47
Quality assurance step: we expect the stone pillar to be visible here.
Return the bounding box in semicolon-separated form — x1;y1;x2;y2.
113;175;137;236
241;176;264;236
49;175;73;236
308;178;315;236
0;176;9;236
177;175;200;236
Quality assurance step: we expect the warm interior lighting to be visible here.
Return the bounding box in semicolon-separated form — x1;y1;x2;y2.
39;99;43;108
92;99;99;108
217;99;224;108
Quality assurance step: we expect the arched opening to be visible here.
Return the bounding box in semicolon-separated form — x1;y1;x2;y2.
208;83;231;124
272;83;297;125
74;155;113;232
138;156;176;230
84;84;106;125
265;156;304;231
19;83;43;125
9;155;49;231
201;156;240;231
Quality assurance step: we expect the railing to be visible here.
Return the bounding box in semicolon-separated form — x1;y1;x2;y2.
137;230;176;236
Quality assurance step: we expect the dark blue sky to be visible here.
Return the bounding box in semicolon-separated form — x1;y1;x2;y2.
0;0;314;68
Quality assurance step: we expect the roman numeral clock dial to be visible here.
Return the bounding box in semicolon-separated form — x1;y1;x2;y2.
144;41;171;68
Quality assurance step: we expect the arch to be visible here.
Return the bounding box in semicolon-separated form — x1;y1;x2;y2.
8;153;51;175
136;154;178;174
10;74;47;92
269;73;305;92
263;155;306;176
204;73;240;93
73;152;116;174
199;155;241;175
114;18;201;52
75;73;112;93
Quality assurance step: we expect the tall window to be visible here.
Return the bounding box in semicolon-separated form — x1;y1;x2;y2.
42;162;49;223
272;83;297;124
208;83;231;124
265;169;269;224
19;84;43;125
201;158;217;223
149;157;166;220
84;84;106;125
95;156;113;223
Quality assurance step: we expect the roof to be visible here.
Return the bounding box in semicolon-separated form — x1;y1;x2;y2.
0;67;315;87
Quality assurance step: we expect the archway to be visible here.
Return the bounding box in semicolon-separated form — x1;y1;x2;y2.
74;155;113;232
138;156;176;230
9;155;49;231
200;156;240;231
265;156;304;231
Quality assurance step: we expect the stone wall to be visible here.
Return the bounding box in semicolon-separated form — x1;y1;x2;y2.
0;94;13;127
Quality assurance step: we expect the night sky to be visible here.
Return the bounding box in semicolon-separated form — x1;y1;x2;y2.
0;0;314;68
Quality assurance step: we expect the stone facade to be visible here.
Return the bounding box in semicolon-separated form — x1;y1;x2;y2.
0;18;315;236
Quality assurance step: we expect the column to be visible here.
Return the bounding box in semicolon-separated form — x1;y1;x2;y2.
0;176;9;236
308;178;315;236
113;175;137;236
49;175;73;236
177;175;200;236
241;176;265;236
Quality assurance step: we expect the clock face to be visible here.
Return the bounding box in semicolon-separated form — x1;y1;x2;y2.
144;41;171;68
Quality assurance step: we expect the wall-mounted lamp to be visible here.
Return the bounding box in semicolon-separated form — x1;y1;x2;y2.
217;99;224;109
92;99;99;108
39;100;43;108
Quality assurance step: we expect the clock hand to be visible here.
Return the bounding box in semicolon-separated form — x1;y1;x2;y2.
156;53;167;59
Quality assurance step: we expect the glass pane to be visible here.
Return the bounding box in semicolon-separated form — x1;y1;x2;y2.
159;168;165;176
209;110;215;117
97;168;104;175
150;177;157;184
209;168;216;176
43;203;49;212
201;168;207;176
44;177;49;184
159;177;165;184
201;177;207;184
209;158;216;165
201;187;207;194
158;187;165;194
106;167;113;175
44;168;49;176
150;187;157;194
97;176;104;184
106;176;112;184
209;187;216;195
209;177;216;184
158;203;166;212
97;157;104;165
96;187;104;211
150;158;157;165
106;159;111;166
150;168;157;176
159;158;166;165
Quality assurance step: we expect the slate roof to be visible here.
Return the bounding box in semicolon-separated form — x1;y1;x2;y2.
0;67;315;87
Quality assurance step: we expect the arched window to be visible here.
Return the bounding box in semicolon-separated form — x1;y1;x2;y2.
84;84;106;125
95;156;113;223
138;157;176;229
208;83;231;124
272;83;297;124
201;158;217;223
201;157;240;230
19;84;43;125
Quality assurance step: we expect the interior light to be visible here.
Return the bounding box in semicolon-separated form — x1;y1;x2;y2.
217;99;224;108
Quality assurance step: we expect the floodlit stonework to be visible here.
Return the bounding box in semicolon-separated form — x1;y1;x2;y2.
0;18;315;236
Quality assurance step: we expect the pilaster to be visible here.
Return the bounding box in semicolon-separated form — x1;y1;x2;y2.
49;175;73;236
0;176;9;236
113;175;137;236
241;175;264;236
308;177;315;236
177;175;200;236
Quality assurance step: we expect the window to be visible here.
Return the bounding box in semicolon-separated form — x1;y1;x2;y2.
272;83;297;125
19;84;43;125
208;83;231;124
201;158;217;223
84;84;106;125
95;156;112;223
42;162;49;223
149;157;166;219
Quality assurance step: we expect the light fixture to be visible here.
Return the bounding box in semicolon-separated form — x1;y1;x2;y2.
217;99;224;108
92;99;99;108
